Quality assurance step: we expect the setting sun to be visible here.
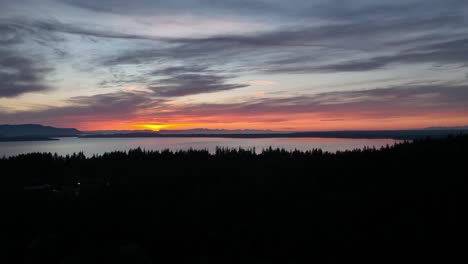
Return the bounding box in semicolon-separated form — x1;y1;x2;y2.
134;124;177;131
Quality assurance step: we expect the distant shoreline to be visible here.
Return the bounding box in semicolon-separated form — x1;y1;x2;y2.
2;124;468;141
0;136;59;142
1;129;467;142
78;129;468;140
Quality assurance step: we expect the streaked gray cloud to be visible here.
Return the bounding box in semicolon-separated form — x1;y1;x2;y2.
59;0;468;23
3;82;467;124
99;65;247;97
3;10;467;77
149;74;248;97
32;20;165;42
0;19;65;44
98;14;468;76
0;23;26;45
59;0;304;17
150;66;211;76
0;18;164;43
0;49;52;97
164;83;468;119
266;38;468;74
67;92;157;115
0;91;164;124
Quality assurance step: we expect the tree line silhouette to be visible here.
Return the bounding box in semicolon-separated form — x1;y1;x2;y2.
3;135;468;263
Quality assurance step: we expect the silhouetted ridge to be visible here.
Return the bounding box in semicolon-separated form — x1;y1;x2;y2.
0;124;80;137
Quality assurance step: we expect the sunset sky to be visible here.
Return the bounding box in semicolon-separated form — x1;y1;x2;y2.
1;0;468;131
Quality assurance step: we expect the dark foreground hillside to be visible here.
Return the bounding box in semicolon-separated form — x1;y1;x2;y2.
3;135;468;263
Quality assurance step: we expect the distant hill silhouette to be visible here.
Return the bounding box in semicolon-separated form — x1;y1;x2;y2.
81;129;468;140
0;124;81;137
423;125;468;130
159;128;281;134
2;124;468;141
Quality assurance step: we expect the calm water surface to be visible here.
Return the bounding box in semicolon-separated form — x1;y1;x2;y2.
0;137;402;157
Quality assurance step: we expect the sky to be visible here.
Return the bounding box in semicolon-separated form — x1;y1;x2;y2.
1;0;468;131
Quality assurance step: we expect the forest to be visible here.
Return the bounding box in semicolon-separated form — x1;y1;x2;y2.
3;135;468;263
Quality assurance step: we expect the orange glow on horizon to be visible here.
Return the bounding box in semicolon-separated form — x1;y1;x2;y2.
134;124;176;131
47;109;468;132
53;114;468;132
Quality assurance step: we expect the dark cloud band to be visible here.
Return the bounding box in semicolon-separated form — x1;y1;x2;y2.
0;49;52;97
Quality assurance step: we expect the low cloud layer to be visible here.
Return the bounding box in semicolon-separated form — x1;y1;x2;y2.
2;83;467;129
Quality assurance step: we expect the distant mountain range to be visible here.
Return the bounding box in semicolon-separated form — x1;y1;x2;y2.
423;126;468;130
1;124;468;141
158;128;282;134
83;130;156;135
0;124;81;137
82;128;280;135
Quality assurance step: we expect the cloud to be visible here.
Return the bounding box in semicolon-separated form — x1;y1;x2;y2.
266;38;468;74
320;119;345;122
67;92;157;115
8;1;463;50
249;80;274;86
4;9;467;78
160;83;468;119
0;49;52;97
0;18;162;43
149;74;248;97
59;0;468;24
150;66;211;76
0;90;164;124
3;82;466;127
98;14;468;76
32;19;165;42
97;65;246;97
0;19;66;44
0;18;175;54
0;23;26;45
58;0;297;17
310;0;468;22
